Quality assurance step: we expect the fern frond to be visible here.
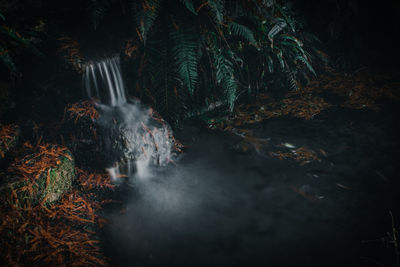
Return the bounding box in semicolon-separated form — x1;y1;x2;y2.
229;22;256;44
208;0;225;23
276;4;296;32
180;0;197;15
280;34;303;48
287;70;298;91
268;19;287;46
274;47;285;70
208;34;238;111
170;25;199;96
280;40;305;55
295;55;316;76
135;0;162;44
149;41;183;123
267;56;274;73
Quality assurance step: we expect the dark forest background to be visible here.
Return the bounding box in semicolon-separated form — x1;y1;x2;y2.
1;0;399;125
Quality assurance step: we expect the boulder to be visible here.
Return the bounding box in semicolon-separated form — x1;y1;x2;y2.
63;100;174;172
1;145;75;206
61;100;105;168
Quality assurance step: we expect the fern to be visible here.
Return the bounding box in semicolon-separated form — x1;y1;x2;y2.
274;47;285;70
208;34;237;111
277;34;316;76
170;25;199;96
229;22;256;44
208;0;225;24
180;0;197;15
267;55;274;73
135;0;162;44
81;0;318;123
0;17;40;77
280;34;303;48
268;19;287;46
295;55;316;76
286;70;298;91
147;38;183;124
276;3;296;33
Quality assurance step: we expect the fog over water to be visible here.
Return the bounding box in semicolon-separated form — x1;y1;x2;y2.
81;56;400;267
102;112;400;266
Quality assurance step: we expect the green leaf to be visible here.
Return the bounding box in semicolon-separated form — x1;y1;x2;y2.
229;22;256;44
208;33;238;111
295;55;316;76
279;40;305;55
274;48;285;70
208;0;225;23
267;56;274;73
180;0;197;15
268;20;287;45
135;0;162;44
170;25;199;96
287;70;298;90
280;34;303;47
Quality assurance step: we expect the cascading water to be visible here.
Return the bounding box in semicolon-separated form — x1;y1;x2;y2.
83;55;173;179
85;57;127;106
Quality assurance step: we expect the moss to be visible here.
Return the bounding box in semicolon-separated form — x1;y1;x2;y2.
40;154;75;205
1;149;76;206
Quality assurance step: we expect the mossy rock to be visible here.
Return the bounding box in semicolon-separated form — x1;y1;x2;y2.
0;124;20;160
1;148;75;206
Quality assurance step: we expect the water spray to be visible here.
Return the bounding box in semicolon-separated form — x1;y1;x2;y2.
83;55;173;179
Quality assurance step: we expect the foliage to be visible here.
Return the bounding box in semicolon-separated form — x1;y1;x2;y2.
85;0;320;124
57;36;85;73
207;68;400;131
0;9;41;78
67;100;99;122
270;146;320;163
0;123;19;158
0;138;114;265
6;142;74;205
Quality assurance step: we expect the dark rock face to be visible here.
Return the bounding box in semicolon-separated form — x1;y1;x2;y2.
62;114;104;168
62;100;173;174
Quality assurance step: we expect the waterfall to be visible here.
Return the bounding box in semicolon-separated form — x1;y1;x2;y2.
84;56;127;106
83;55;173;180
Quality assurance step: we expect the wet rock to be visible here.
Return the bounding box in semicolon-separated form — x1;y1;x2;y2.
62;100;174;173
1;145;75;206
99;107;173;168
61;100;105;168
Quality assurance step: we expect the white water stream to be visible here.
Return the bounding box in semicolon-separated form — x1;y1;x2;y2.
83;56;173;179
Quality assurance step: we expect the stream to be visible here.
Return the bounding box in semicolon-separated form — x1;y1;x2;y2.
101;105;400;266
